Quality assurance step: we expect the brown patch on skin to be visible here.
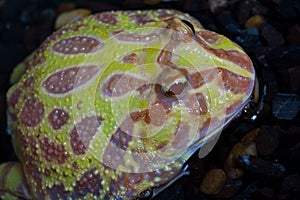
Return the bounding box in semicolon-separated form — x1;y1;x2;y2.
130;109;151;124
218;67;253;94
123;53;138;64
48;184;68;200
183;92;208;115
187;68;217;89
94;12;117;25
112;30;158;42
73;168;102;198
48;109;69;130
21;98;44;127
197;30;219;43
226;99;243;115
199;117;222;138
7;88;21;107
130;14;155;25
103;142;126;170
171;123;190;149
109;173;143;198
23;77;35;88
194;35;254;73
52;36;103;54
42;65;98;95
26;25;88;70
70;116;101;155
23;159;43;197
110;128;133;150
39;138;68;164
103;74;148;97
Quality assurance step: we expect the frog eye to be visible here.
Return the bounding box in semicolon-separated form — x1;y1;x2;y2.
161;78;187;98
180;19;195;35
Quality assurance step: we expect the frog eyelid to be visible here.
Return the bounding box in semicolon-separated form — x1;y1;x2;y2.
180;19;195;35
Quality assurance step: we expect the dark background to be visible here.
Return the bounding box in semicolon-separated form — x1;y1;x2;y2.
0;0;300;199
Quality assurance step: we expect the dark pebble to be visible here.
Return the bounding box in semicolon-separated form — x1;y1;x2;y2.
286;25;300;44
256;126;280;156
276;0;300;19
0;45;25;73
237;0;254;25
1;22;25;45
288;67;300;94
152;182;184;200
214;179;243;198
216;12;241;36
261;23;284;47
281;174;300;192
234;28;261;53
238;155;286;177
266;45;300;69
272;93;300;120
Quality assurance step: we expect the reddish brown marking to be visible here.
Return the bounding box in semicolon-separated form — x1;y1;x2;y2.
39;138;68;164
103;74;148;97
23;77;35;88
183;92;208;115
21;98;44;127
197;30;218;43
218;67;253;94
171;123;190;149
48;109;69;130
157;49;177;69
123;53;138;64
109;173;143;197
130;14;155;25
52;36;103;54
17;131;38;158
43;65;98;95
110;128;133;150
226;99;243;115
26;25;88;70
194;35;254;73
199;117;222;138
7;89;21;107
48;184;68;200
70;116;101;155
73;168;102;198
103;142;126;169
113;30;158;42
130;109;151;124
94;12;117;25
23;159;43;197
187;68;217;89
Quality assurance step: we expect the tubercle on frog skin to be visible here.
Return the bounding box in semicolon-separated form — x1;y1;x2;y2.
3;9;255;200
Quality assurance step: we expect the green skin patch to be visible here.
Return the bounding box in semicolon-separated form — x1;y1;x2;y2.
1;9;255;200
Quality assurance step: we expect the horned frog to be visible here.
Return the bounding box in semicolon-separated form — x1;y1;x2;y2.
0;9;255;199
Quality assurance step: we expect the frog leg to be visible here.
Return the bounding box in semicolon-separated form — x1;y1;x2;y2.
0;162;32;200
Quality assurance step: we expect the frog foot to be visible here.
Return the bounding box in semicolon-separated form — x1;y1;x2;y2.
0;162;32;200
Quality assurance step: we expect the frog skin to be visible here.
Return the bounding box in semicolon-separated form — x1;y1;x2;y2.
0;9;255;200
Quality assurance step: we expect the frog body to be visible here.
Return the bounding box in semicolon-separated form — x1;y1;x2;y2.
0;9;255;199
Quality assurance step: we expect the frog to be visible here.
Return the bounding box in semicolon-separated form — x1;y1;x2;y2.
0;9;255;200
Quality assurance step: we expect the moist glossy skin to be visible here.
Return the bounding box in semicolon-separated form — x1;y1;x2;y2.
1;9;255;200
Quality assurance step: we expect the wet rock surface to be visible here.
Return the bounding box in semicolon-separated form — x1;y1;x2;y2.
0;0;300;199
